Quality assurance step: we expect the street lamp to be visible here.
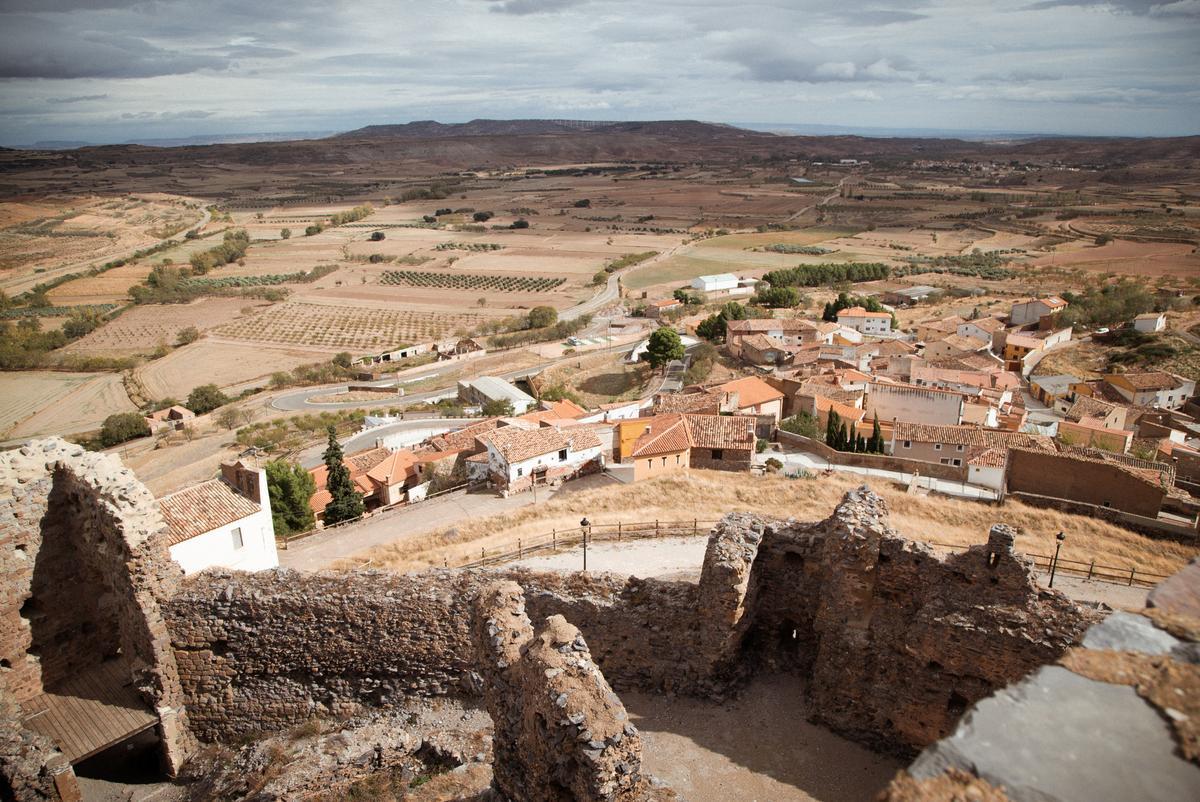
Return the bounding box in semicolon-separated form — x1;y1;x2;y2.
580;517;591;572
1049;531;1066;588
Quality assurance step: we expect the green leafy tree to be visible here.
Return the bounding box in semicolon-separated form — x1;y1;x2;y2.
780;411;820;439
481;398;516;417
321;426;364;525
175;326;200;346
186;383;229;415
645;327;685;369
696;313;726;341
280;228;291;239
265;460;317;536
100;412;150;448
753;287;802;308
527;306;558;328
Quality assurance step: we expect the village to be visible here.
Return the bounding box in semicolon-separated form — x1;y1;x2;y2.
148;269;1200;578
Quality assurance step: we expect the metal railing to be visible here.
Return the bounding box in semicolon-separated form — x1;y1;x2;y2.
453;520;1170;588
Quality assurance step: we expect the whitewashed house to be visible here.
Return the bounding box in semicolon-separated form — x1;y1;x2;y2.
691;273;739;293
1133;312;1166;333
469;426;605;496
837;306;892;336
158;462;278;575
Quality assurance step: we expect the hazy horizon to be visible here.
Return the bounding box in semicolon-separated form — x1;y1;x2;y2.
1;1;1197;148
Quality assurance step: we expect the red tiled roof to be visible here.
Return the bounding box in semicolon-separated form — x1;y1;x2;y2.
1109;371;1183;391
684;414;757;450
365;450;419;487
630;414;691;458
719;376;784;408
158;479;260;546
893;421;1053;450
479;425;601;463
838;306;891;319
726;318;817;334
429;418;501;451
655;391;722;414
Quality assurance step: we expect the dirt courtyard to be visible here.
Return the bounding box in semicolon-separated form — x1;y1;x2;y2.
626;675;901;802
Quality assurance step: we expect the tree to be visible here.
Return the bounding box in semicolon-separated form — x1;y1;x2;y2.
321;426;364;525
780;411;820;439
826;410;843;449
510;219;530;229
696;313;726;341
753;287;802;308
280;228;291;239
574;199;591;208
176;326;200;346
265;460;317;536
186;383;229;415
332;351;353;368
481;398;515;417
215;407;242;430
100;412;150;448
527;306;558;328
370;231;386;241
848;422;858;452
645;327;685;369
473;211;493;223
869;412;883;454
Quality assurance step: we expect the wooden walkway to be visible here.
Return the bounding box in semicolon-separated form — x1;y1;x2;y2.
20;660;158;764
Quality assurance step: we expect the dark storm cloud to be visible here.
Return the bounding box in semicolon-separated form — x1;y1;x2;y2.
47;94;109;104
0;16;227;78
487;0;586;14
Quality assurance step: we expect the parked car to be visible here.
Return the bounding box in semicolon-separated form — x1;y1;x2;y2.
1095;327;1109;334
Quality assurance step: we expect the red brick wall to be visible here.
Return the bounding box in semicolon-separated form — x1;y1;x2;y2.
1007;449;1164;517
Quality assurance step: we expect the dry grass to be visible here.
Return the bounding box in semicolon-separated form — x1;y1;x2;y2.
339;470;1198;576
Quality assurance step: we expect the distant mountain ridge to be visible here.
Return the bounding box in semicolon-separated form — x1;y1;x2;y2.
335;118;760;140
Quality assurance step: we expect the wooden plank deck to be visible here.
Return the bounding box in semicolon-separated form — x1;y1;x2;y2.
20;660;158;764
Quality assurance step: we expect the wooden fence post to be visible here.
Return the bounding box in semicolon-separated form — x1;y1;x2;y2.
518;539;522;559
618;521;622;541
655;519;660;537
1128;567;1136;586
552;529;556;551
693;518;698;535
1087;560;1095;581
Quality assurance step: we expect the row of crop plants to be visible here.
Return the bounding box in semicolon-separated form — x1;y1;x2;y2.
380;270;565;291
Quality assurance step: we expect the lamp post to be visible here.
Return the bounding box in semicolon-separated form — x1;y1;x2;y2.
580;517;590;572
1049;531;1066;588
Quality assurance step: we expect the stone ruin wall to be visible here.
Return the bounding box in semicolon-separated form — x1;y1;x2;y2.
162;486;1093;756
0;439;195;797
473;580;679;802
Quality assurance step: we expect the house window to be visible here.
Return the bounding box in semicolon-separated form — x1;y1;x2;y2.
661;457;667;467
934;443;942;451
952;459;962;467
902;440;911;449
231;527;244;549
940;458;951;465
675;454;681;465
956;445;965;452
712;449;724;460
558;449;568;461
647;459;652;470
517;467;523;477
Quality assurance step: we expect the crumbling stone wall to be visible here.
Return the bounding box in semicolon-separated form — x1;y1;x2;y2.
704;488;1093;753
473;581;677;802
164;488;1089;758
0;438;193;784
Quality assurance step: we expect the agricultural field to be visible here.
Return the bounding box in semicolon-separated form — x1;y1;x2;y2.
1;371;136;439
212;300;487;352
0;194;202;290
379;270;566;292
1028;239;1200;279
61;297;269;357
135;339;338;399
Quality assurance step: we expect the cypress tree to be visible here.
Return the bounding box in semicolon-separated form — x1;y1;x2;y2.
848;422;858;452
826;409;841;447
322;425;364;525
870;412;883;453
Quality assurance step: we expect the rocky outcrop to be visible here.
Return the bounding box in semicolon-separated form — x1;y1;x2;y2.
472;581;677;802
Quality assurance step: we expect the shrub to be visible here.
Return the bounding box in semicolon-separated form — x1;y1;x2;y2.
472;211;493;223
100;412;150;448
527;306;558;328
369;231;386;241
186;383;229;415
176;326;200;346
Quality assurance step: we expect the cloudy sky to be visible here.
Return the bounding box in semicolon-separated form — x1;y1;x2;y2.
0;0;1197;146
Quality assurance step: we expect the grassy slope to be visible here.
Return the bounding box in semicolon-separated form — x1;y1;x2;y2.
341;470;1197;576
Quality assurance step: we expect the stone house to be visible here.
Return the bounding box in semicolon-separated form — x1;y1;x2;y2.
158;462;278;575
923;333;990;362
717;375;785;424
684;413;757;471
1006;448;1168;517
646;298;683;318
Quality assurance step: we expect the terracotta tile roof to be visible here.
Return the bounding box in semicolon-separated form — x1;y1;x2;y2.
1065;395;1117;422
740;333;782;351
838;306;891;320
815;395;866;423
651;298;682;308
479;423;601;464
966;447;1008;468
346;446;390;474
920;316;965;334
1110;371;1183;391
719;376;785;408
630;414;691;457
429;418;501;452
158;479;260;546
960;316;1008;331
893;421;1053;450
466;451;489;463
365;449;419;487
726;318;817;334
683;414;757;450
655;391;721;414
932;334;989;353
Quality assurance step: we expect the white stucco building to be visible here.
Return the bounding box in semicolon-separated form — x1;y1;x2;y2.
158;462;278;575
836;306;892;335
1133;312;1166;333
468;425;605;496
691;273;739;293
